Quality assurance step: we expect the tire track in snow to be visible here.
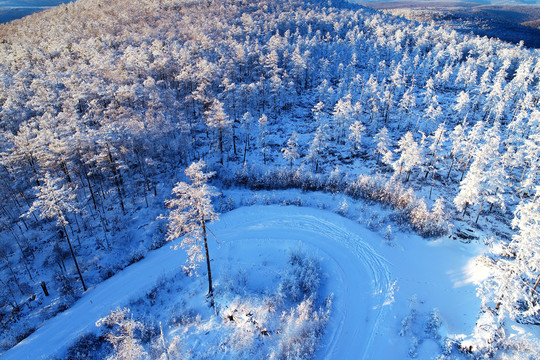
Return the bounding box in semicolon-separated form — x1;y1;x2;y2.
270;212;393;360
213;207;393;359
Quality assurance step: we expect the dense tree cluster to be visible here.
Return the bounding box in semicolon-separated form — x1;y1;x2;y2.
0;0;538;353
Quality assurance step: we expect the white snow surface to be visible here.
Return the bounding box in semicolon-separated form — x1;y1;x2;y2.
1;205;481;359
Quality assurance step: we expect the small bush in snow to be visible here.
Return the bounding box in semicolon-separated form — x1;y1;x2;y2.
222;296;273;351
64;332;108;360
425;308;442;340
278;249;321;302
335;198;349;216
384;225;393;246
399;308;417;337
96;308;147;360
127;246;147;265
271;297;331;360
367;213;384;231
408;335;419;358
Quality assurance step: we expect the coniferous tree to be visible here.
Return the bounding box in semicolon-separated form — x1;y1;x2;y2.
374;126;392;165
241;111;253;166
281;132;299;169
349;120;365;156
165;160;220;306
306;124;329;173
25;173;86;291
393;131;423;181
205;99;231;165
258;114;269;165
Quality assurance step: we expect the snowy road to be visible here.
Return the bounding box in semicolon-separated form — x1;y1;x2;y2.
214;206;394;360
2;206;394;360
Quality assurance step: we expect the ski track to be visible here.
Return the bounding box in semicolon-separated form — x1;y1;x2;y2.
1;205;393;360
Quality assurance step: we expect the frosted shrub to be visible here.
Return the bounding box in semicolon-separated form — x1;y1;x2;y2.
460;309;504;357
128;246;147;265
335;198;349;216
271;297;331;360
221;268;248;294
367;213;384;231
221;167;450;238
64;333;105;360
384;225;393;246
219;195;236;212
425;308;442;340
399;308;417;337
409;199;429;231
327;167;346;193
150;221;167;250
222;297;272;351
408;335;419;358
395;186;415;210
96;308;147;360
278;250;321;302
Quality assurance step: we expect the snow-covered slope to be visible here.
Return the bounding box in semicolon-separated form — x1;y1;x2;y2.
1;205;482;359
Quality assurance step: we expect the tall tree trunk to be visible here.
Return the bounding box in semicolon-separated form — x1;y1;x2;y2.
531;275;540;297
243;134;249;167
107;147;126;215
0;278;18;309
159;322;170;360
2;257;23;294
462;202;469;217
201;218;213;307
62;224;87;292
429;171;435;199
475;199;484;223
219;127;224;165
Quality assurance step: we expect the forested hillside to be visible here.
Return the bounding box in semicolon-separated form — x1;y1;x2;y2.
0;0;538;357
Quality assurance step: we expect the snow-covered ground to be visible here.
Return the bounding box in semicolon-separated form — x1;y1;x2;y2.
1;205;484;359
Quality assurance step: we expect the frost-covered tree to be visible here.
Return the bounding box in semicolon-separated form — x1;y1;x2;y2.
454;125;505;222
241;111;253;166
333;94;354;144
312;101;326;126
446;119;468;178
0;240;23;295
348;120;365;156
456;120;486;182
165;160;220;305
453;90;471;115
424;122;446;180
515;132;540;196
374;126;392;165
508;190;540;315
25;173;86;291
454;162;483;218
393;131;423;181
422;95;442;131
399;85;416;115
281;132;299;169
480;188;540;323
258;114;269;165
205;99;231;165
306;124;329;173
429;197;448;234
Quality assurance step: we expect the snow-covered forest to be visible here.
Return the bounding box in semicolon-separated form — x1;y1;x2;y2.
0;0;539;358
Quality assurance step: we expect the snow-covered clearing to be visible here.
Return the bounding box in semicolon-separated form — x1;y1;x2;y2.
2;205;481;359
